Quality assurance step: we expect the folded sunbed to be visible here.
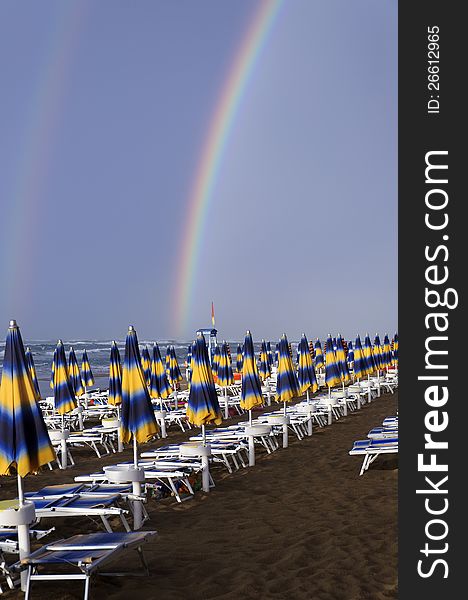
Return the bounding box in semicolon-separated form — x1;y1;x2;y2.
349;438;398;475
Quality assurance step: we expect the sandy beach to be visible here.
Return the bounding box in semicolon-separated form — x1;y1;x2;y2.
1;392;398;600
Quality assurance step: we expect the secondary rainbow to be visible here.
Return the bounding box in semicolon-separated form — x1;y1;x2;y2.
172;0;283;338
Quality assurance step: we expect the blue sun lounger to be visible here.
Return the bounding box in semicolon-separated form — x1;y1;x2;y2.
349;437;398;475
12;530;157;600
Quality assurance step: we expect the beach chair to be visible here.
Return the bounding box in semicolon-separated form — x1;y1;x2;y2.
12;530;156;600
349;438;398;475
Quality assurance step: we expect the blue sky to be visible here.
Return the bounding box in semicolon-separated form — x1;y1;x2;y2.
0;0;397;342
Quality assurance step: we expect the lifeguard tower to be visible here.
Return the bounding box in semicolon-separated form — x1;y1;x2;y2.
196;327;218;363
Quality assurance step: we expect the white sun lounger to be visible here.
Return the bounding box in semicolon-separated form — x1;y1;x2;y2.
12;531;156;600
349;438;398;475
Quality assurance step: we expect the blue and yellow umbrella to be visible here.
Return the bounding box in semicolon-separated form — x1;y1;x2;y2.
186;335;222;428
392;333;399;367
240;331;264;418
141;346;151;386
297;333;318;397
314;339;324;370
382;334;392;371
266;341;274;368
120;326;159;449
52;340;77;415
108;341;122;407
217;341;234;420
81;350;94;388
347;341;354;367
68;347;84;398
25;346;41;399
258;340;271;381
212;344;221;378
186;344;193;369
167;345;183;388
353;336;367;381
324;335;341;390
276;334;299;405
336;335;350;384
149;343;173;403
0;321;55;477
363;334;376;375
373;334;383;372
236;344;243;373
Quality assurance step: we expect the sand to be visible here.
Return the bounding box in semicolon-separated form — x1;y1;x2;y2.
1;392;398;599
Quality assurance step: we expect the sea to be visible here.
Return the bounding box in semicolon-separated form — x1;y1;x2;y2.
0;339;276;399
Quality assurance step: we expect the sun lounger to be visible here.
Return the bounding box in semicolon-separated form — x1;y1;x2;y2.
349;438;398;475
12;531;156;600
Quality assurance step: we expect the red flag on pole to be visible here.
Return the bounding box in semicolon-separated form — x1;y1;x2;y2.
211;302;215;327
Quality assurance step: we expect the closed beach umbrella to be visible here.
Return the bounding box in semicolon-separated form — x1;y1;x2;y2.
363;334;376;375
49;348;56;390
0;321;56;590
347;341;355;368
212;344;221;378
68;347;84;398
53;341;77;415
324;335;341;391
373;334;383;372
120;326;158;528
382;334;392;371
276;334;299;447
149;343;173;405
314;339;324;370
141;346;151;386
266;341;273;368
240;331;264;422
216;341;234;419
236;344;243;373
186;334;222;429
25;347;41;399
186;344;193;369
297;334;318;398
392;333;399;367
81;350;94;388
258;340;271;382
336;335;350;384
353;336;367;381
108;341;122;406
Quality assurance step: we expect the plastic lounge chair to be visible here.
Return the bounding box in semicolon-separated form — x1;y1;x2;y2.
27;494;131;532
349;438;398;475
12;531;156;600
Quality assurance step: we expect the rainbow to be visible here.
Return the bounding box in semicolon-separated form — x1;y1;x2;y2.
0;3;87;316
172;0;284;338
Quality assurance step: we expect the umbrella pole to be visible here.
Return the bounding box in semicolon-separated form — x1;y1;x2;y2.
367;374;372;403
16;475;32;592
61;413;67;469
174;385;178;410
132;435;143;529
224;387;229;420
327;387;332;426
342;381;347;416
306;390;313;436
249;409;252;425
282;401;288;448
202;423;206;446
117;406;123;452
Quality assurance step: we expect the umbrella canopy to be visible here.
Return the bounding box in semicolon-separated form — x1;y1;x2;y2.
240;331;263;411
382;335;392;370
258;340;271;381
353;336;367;380
236;344;243;373
336;335;351;384
52;341;77;415
276;334;299;403
140;346;152;386
167;345;183;388
314;339;324;369
0;321;55;476
186;344;193;369
81;350;94;388
120;326;159;444
186;335;222;426
297;334;318;395
274;343;279;367
68;347;84;398
216;341;234;388
324;335;341;389
392;333;399;366
363;334;376;375
108;341;122;406
373;334;383;371
49;348;56;390
211;345;221;377
149;343;173;400
25;347;41;399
